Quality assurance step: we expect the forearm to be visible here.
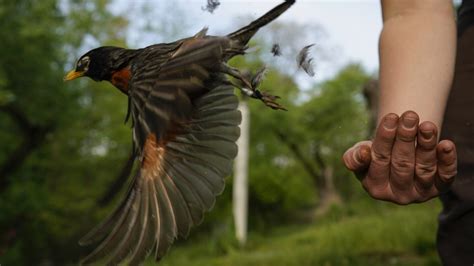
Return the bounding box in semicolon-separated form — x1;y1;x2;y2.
378;0;456;129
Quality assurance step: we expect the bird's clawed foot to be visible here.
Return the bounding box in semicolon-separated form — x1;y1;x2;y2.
220;63;286;110
257;90;287;111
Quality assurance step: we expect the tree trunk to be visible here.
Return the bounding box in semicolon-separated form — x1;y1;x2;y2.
233;101;249;246
315;165;342;217
272;128;342;216
0;104;52;192
362;79;379;136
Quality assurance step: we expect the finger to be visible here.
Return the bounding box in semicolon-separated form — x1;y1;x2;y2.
365;113;398;198
389;111;419;195
435;140;457;193
414;121;438;195
343;141;372;172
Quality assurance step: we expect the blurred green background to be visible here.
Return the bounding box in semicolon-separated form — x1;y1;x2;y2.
0;1;443;265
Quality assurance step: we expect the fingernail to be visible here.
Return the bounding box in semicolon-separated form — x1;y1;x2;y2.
359;145;371;162
402;115;418;129
421;129;433;139
443;146;453;153
445;174;454;180
383;115;398;130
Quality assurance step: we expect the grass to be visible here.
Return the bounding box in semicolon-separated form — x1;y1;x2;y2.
149;200;442;266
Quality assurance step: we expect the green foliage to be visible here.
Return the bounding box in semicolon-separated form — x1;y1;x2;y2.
189;27;373;240
301;64;370;150
229;52;372;225
0;0;130;264
298;64;371;200
228;53;316;226
155;201;441;266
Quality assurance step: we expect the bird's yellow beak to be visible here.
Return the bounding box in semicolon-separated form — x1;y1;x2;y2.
64;70;84;81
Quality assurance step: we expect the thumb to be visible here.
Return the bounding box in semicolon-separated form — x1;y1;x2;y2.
343;141;372;172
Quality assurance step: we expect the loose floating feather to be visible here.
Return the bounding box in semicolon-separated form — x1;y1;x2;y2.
297;44;315;77
271;43;282;56
251;66;268;89
201;0;220;14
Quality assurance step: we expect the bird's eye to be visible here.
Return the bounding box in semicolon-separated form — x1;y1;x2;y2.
77;56;90;71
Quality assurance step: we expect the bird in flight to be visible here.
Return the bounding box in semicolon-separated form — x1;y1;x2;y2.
64;0;295;264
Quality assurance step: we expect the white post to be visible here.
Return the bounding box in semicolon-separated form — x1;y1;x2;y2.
233;100;249;246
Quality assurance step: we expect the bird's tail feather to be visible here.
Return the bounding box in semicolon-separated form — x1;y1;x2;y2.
227;0;296;46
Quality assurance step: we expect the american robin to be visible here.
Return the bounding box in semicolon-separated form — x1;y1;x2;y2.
64;0;295;264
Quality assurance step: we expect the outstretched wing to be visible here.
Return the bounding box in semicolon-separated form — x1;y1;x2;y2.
79;36;241;265
129;36;230;153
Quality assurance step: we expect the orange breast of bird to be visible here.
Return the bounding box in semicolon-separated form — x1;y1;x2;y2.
111;66;132;94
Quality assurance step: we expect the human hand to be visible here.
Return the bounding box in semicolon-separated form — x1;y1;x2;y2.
343;111;457;204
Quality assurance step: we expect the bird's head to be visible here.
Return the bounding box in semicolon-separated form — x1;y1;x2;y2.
64;46;128;82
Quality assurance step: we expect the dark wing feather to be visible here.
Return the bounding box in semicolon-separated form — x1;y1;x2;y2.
129;37;231;154
80;36;241;265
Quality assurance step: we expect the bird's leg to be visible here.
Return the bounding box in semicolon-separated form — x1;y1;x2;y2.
257;91;286;111
220;63;287;110
224;45;248;57
220;63;253;91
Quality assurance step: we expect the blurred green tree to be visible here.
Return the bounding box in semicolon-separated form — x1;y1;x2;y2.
295;64;371;214
245;63;371;221
0;0;130;264
226;20;371;223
